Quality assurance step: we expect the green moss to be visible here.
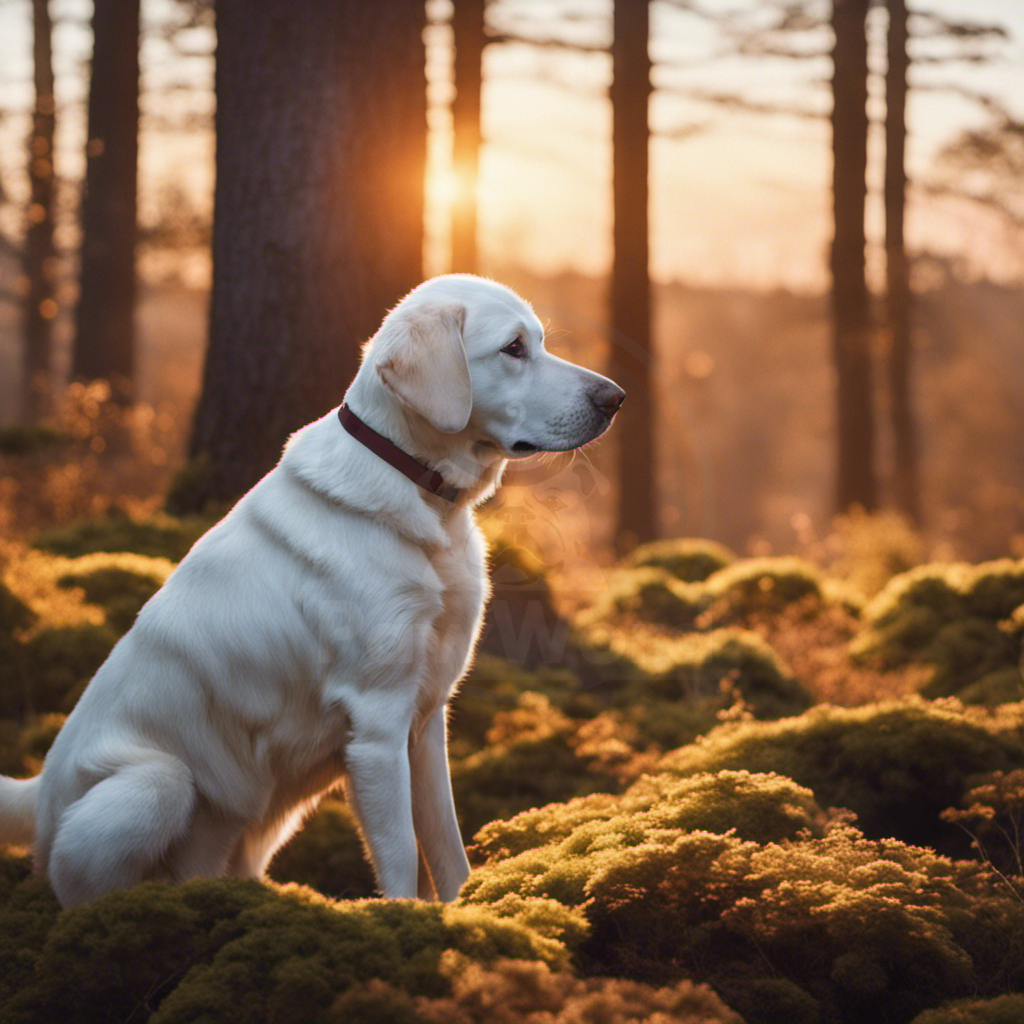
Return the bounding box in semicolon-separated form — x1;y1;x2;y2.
855;561;1024;701
957;668;1024;707
33;513;211;561
3;879;569;1024
16;713;65;765
626;537;735;583
0;582;35;638
57;564;164;634
702;556;824;622
412;960;745;1024
17;624;118;714
470;770;827;863
580;567;707;629
452;694;620;839
657;701;1024;856
645;629;813;720
0;425;67;456
0;856;61;1010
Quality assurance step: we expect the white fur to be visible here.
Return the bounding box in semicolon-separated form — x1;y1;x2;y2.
0;274;623;908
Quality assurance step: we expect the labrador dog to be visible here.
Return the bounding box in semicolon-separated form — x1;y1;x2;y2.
0;274;624;908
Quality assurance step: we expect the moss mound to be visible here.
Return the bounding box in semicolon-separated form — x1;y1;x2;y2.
579;566;707;629
644;628;814;720
626;537;736;583
470;769;828;863
702;556;825;622
452;693;621;838
855;560;1024;701
33;514;209;562
462;788;1024;1024
56;560;166;635
0;872;568;1024
656;700;1024;855
911;995;1024;1024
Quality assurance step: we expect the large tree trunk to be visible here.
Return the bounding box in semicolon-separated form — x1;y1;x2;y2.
451;0;485;274
20;0;57;421
830;0;876;513
885;0;920;524
71;0;139;402
184;0;427;509
610;0;656;553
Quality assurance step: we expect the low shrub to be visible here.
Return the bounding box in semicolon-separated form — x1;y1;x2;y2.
941;768;1024;881
656;701;1024;856
626;537;735;583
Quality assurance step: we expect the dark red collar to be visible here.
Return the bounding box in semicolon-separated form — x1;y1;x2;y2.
337;404;461;503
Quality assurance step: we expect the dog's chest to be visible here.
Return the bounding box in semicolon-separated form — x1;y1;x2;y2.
416;518;488;713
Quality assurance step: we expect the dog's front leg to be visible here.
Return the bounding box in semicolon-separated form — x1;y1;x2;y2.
344;716;419;899
410;704;471;902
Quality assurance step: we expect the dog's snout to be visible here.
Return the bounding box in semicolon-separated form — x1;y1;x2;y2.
590;381;625;420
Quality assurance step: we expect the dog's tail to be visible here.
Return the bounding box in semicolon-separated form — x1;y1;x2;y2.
0;775;39;849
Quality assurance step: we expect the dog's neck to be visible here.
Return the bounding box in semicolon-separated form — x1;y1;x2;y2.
341;378;508;511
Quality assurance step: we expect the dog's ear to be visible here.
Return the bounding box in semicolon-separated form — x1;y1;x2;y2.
376;303;472;434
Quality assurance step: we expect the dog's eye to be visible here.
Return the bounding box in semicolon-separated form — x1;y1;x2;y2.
501;337;526;359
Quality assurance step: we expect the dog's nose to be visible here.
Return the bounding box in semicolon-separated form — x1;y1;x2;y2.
591;381;626;420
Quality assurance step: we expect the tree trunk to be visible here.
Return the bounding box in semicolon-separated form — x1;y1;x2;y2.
184;0;427;509
885;0;920;524
20;0;57;421
451;0;485;274
610;0;656;553
830;0;876;513
71;0;139;402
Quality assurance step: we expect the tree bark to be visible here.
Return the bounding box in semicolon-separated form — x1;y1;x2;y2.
885;0;920;524
451;0;485;274
830;0;876;513
71;0;139;402
610;0;656;553
20;0;57;421
184;0;427;509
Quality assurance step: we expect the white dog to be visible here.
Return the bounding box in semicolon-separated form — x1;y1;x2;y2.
0;275;623;908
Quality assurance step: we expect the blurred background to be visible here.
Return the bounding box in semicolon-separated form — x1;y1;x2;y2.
0;0;1022;564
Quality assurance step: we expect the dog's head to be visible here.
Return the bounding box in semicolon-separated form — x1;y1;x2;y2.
363;275;624;458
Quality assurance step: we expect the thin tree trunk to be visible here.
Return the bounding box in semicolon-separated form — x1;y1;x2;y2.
184;0;427;510
451;0;485;274
20;0;57;422
71;0;140;402
830;0;876;513
885;0;920;524
610;0;656;553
